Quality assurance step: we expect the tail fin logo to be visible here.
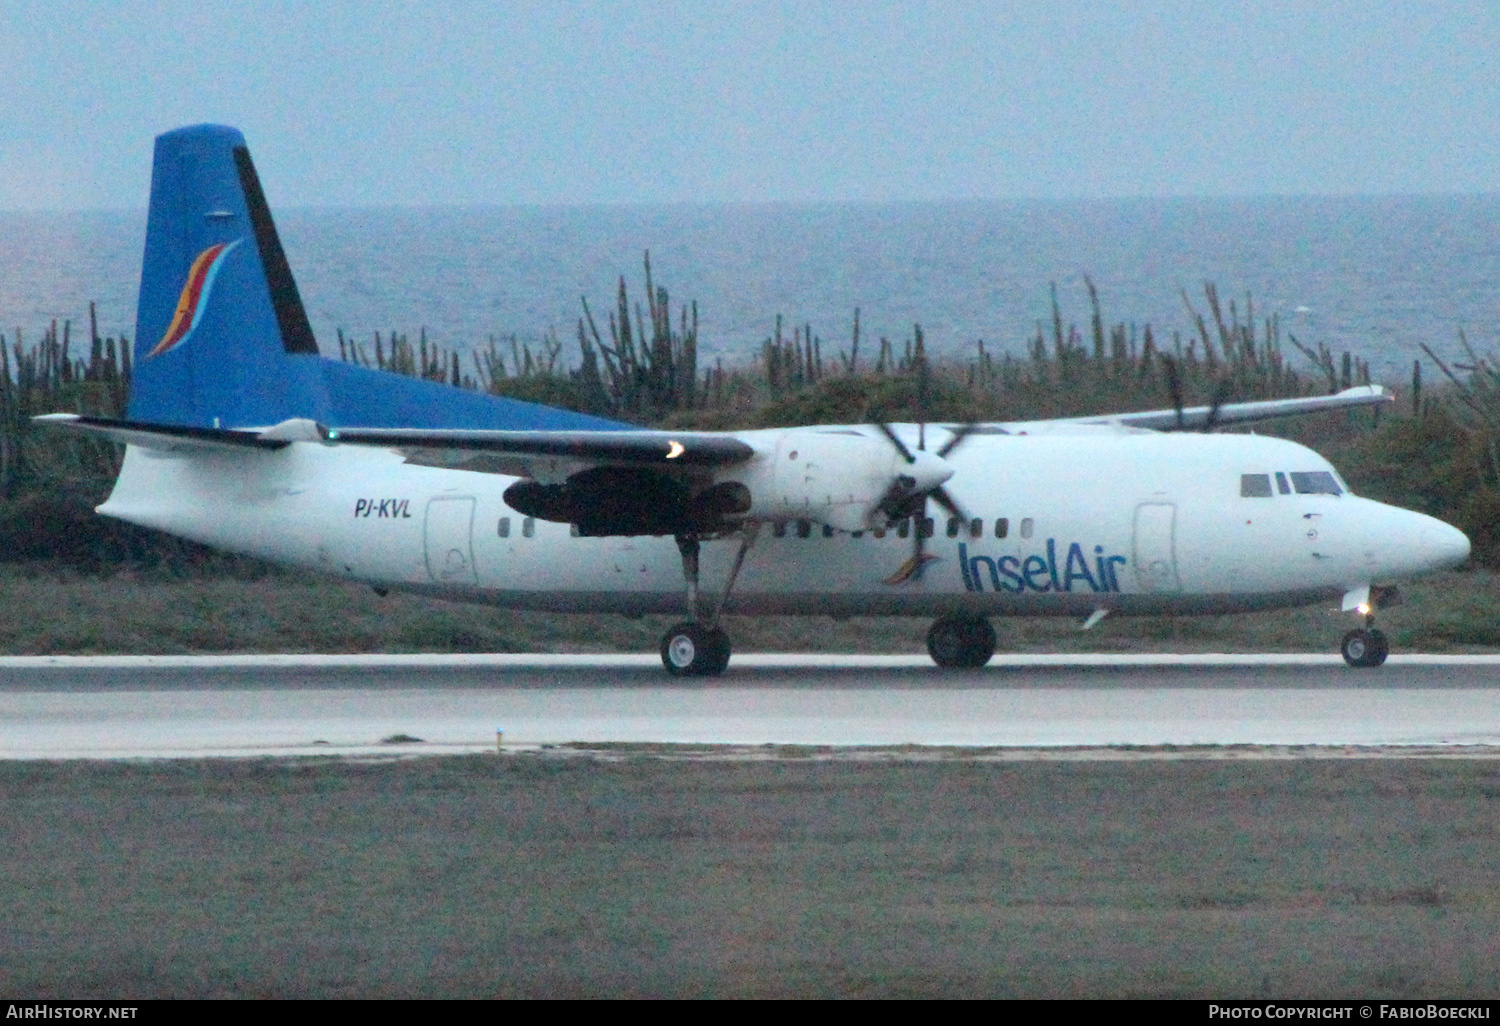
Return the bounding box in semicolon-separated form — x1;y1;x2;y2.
148;238;244;358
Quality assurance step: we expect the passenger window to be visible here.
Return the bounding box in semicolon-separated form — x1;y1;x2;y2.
898;519;910;539
1020;518;1034;539
969;518;983;539
947;517;961;538
522;517;535;538
873;526;887;539
773;522;787;538
1290;471;1343;496
919;517;934;539
1275;472;1291;495
822;523;834;538
851;530;864;539
796;519;812;539
995;518;1009;539
497;517;511;538
1240;474;1273;497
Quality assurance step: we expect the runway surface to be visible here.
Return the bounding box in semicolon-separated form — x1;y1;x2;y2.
2;653;1499;759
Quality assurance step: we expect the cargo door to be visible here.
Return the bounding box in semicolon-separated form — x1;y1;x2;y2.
424;496;477;585
1133;502;1181;593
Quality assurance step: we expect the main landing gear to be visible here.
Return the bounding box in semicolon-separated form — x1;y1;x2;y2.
661;527;760;677
926;613;998;669
661;621;731;677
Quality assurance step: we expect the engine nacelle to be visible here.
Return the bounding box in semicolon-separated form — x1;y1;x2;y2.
727;427;951;532
504;468;752;536
500;426;954;538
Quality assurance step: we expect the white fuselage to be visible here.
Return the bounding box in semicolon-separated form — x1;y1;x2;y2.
97;426;1469;617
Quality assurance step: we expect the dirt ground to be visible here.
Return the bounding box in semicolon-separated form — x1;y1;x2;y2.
3;752;1498;997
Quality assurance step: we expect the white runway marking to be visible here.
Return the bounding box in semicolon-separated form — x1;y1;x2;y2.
1;654;1498;759
1;652;1499;669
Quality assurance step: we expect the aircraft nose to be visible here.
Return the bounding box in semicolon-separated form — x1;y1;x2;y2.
1419;517;1471;570
1360;505;1470;578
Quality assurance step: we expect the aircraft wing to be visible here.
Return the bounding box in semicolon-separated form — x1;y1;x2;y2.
35;413;756;471
995;385;1393;433
323;426;756;466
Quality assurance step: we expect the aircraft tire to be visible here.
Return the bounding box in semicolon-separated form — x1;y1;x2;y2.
926;614;997;669
1341;628;1389;668
661;621;730;677
704;626;732;675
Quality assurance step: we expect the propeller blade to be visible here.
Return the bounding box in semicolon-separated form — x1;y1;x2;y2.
1202;378;1233;432
1161;355;1185;430
936;422;980;459
873;421;915;463
929;485;966;523
911;494;929;574
881;492;942;585
916;351;930;451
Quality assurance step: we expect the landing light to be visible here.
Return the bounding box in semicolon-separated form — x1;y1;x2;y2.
1356;603;1371;616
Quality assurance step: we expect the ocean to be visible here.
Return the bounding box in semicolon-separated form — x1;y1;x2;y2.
3;196;1498;380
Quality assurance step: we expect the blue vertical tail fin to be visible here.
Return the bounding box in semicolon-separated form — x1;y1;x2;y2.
128;124;329;427
127;124;627;433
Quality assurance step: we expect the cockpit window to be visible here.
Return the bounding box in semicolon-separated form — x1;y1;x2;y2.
1290;471;1342;496
1240;474;1273;497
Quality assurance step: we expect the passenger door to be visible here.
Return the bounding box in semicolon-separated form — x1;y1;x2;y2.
424;496;478;585
1133;502;1181;593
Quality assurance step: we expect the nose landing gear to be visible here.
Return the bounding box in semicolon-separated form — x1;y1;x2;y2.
1339;585;1395;667
1341;625;1389;667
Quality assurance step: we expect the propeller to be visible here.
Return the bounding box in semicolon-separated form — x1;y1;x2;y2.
871;420;977;585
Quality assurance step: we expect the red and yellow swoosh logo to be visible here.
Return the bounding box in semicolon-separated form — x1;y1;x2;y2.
882;552;940;586
148;239;242;358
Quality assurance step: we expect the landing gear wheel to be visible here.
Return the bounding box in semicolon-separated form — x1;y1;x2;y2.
702;625;731;675
926;614;997;669
1341;628;1389;668
661;621;732;677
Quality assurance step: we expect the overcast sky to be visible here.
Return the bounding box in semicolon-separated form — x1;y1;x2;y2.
3;0;1499;210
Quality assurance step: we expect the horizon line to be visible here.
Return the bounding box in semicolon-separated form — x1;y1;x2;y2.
6;189;1500;216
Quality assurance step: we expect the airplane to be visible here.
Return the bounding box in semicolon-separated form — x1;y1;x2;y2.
39;124;1471;675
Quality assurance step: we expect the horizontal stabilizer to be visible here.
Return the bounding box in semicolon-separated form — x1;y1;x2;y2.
33;413;286;453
